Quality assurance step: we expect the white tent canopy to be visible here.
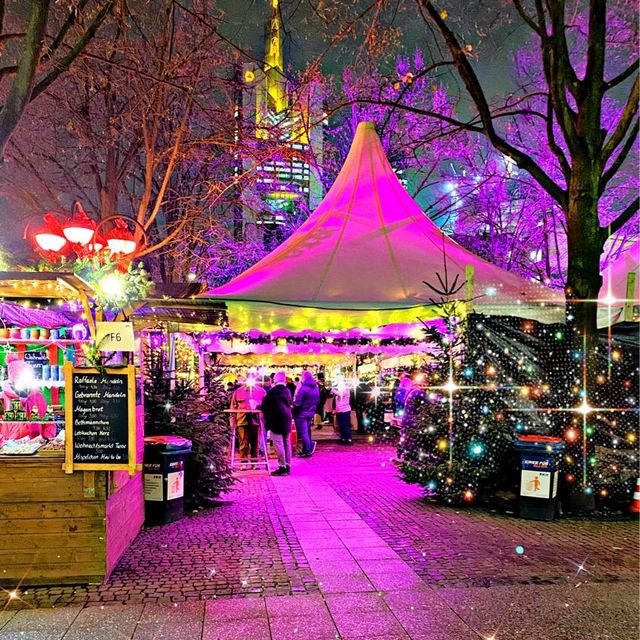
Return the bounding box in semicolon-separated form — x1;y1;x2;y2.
204;122;564;332
599;240;639;327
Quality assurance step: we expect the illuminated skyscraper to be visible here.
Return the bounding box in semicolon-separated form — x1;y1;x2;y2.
236;0;323;243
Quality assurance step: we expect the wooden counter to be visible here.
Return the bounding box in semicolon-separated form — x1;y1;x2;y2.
0;456;143;586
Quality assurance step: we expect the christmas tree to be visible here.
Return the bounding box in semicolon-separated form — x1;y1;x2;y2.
398;305;639;510
144;346;235;508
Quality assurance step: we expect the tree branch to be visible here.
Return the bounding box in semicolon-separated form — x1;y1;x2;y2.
419;1;567;208
0;0;50;159
602;75;639;162
545;94;571;181
513;0;544;35
607;196;639;236
40;0;91;63
604;57;639;91
30;0;114;101
600;119;638;193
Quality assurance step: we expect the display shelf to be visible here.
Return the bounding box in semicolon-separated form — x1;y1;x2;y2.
0;420;56;425
0;380;65;388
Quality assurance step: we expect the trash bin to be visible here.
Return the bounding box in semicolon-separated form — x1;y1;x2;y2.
144;435;192;525
514;435;565;521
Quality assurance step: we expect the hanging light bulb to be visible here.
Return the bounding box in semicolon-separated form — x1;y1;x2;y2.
62;202;96;246
86;233;106;254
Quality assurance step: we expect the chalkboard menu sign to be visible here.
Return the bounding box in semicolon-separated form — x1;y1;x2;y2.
64;363;136;474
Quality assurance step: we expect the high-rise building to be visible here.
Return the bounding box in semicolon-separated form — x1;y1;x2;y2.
235;0;323;243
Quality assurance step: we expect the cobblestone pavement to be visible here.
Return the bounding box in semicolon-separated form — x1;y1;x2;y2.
317;440;639;587
1;438;638;639
5;473;317;609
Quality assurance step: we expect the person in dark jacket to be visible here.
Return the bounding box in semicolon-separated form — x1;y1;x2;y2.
260;370;293;476
293;370;320;457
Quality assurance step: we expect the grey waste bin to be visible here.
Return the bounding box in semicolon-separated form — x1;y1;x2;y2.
144;435;192;525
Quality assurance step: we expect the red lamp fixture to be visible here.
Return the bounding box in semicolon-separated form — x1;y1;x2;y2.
27;201;146;263
61;202;96;246
105;219;137;256
33;213;68;253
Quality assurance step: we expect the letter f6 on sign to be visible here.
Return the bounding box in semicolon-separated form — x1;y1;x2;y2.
96;322;135;352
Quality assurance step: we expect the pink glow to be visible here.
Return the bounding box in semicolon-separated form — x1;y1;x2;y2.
205;123;564;315
203;122;564;329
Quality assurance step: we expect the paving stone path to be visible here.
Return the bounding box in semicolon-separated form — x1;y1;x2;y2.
1;438;638;639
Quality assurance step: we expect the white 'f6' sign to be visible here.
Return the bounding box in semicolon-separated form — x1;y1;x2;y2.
96;322;136;352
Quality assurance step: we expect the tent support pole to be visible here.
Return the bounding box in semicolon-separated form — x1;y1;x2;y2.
623;272;636;321
465;265;475;314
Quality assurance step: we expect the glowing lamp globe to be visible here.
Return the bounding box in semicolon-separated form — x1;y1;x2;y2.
87;234;106;253
33;213;67;253
105;219;137;255
62;205;96;245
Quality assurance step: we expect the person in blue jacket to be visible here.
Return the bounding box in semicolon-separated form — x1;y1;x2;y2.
293;370;321;457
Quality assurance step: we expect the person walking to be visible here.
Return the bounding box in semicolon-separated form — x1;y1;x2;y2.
293;370;320;457
230;376;266;469
260;371;293;476
331;376;353;444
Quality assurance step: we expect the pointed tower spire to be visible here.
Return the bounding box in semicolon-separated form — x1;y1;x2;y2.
264;0;287;113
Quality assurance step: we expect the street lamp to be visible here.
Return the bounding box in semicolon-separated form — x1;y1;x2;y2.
32;213;67;253
27;201;146;262
104;218;137;256
61;201;96;246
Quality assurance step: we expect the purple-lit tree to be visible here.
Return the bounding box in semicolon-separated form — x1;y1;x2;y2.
401;1;638;341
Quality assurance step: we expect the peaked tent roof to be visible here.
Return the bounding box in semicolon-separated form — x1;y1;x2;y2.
598;240;639;327
204;122;563;332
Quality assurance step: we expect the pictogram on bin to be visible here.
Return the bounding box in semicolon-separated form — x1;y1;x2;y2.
143;435;192;525
514;435;565;521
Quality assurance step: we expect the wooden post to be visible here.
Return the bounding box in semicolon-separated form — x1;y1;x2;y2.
198;347;206;396
79;292;96;340
168;332;176;391
623;272;636;322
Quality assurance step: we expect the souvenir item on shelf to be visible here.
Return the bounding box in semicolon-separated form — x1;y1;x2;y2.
31;329;40;340
42;364;50;380
0;355;48;419
5;410;15;421
0;328;9;339
20;328;30;339
50;329;58;340
10;329;21;339
40;328;50;339
0;435;44;455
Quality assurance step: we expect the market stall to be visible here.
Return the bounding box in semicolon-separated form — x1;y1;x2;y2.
0;273;144;586
200;122;565;425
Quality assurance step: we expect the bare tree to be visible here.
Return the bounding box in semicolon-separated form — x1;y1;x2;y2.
0;0;117;158
412;0;639;341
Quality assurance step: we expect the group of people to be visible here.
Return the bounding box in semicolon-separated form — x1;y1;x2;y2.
228;370;358;477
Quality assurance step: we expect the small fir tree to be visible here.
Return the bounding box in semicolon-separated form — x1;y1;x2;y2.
144;346;235;508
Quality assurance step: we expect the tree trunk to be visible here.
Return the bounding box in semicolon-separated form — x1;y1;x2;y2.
0;0;50;159
564;156;605;346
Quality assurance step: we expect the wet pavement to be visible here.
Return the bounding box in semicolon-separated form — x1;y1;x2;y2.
1;437;638;639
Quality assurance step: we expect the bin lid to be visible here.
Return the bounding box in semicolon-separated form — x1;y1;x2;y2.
514;434;565;453
144;435;192;451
